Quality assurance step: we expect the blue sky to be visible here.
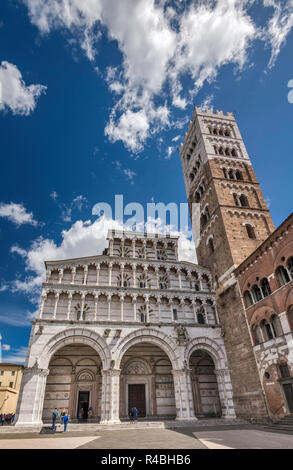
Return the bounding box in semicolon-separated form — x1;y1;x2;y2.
0;0;293;363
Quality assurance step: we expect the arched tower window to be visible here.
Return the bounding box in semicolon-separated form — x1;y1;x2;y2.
208;238;214;254
275;266;290;287
252;284;263;303
287;257;293;280
244;290;254;308
261;278;271;297
239;195;249;207
235;170;243;181
271;314;283;337
246;224;256;240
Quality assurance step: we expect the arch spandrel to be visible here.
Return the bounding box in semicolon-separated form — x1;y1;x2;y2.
38;328;111;370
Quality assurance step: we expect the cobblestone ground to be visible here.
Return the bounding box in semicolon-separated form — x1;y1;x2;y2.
0;426;292;449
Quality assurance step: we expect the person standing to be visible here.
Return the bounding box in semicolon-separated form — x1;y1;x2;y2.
52;408;58;431
60;408;66;424
132;406;138;422
0;414;4;426
63;412;69;432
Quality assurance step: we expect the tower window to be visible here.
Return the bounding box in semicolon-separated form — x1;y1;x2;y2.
197;308;205;324
276;266;290;287
228;169;234;179
173;309;178;321
208;238;214;254
235;170;243;181
287;257;293;279
244;290;254;307
252;284;263;302
239;195;249;207
261;278;271;297
246;225;256;239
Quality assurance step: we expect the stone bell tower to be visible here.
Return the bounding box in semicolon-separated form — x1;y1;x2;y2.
180;106;275;421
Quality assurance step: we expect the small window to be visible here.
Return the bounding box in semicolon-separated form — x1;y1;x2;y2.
0;371;4;376
11;371;15;376
252;285;262;303
197;311;205;324
287;257;293;279
208;238;214;254
261;278;271;297
276;266;290;287
279;365;290;378
246;225;256;240
173;309;178;321
9;382;13;388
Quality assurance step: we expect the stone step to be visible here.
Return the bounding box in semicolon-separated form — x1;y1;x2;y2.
264;426;293;435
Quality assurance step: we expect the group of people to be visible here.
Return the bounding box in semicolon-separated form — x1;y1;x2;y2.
0;413;15;425
129;406;138;422
52;408;69;432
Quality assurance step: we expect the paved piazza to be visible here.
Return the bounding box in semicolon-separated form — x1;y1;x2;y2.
0;426;293;449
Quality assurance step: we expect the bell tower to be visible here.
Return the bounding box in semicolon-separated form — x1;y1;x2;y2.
180;106;275;421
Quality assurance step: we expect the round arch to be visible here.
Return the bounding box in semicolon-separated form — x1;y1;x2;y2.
114;328;181;370
38;328;111;370
184;337;227;370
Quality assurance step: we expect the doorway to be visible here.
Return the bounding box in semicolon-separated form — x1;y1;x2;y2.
283;383;293;413
77;391;90;420
128;384;146;417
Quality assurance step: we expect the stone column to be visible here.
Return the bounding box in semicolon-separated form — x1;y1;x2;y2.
132;239;136;258
96;264;100;286
120;294;124;322
158;298;161;322
53;292;59;320
145;296;150;322
172;367;196;421
109;238;114;256
58;269;63;284
132;265;137;288
155;267;160;289
71;267;76;284
80;293;86;321
203;303;209;325
178;271;182;289
100;369;121;424
120;263;125;287
39;292;47;319
107;294;111;321
15;366;49;427
214;369;236;419
67;292;72;320
132;295;137;321
46;269;51;282
143;240;147;259
121;239;125;257
109;263;113;287
83;265;88;285
94;293;99;321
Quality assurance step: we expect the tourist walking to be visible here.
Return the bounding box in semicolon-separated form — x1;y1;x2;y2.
60;408;66;424
130;406;138;422
0;414;4;426
52;408;58;431
63;412;69;432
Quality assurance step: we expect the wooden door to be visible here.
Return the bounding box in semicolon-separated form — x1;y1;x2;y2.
128;384;146;417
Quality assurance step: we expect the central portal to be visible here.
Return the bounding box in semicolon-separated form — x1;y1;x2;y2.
128;384;146;417
78;391;90;420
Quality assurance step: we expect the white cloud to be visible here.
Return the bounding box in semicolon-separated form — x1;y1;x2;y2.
2;346;28;365
2;344;11;351
166;146;175;160
50;190;58;200
0;202;38;227
123;168;136;185
0;61;46;115
262;0;293;68
24;0;287;152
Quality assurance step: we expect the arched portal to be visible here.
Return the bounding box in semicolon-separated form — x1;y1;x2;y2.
119;342;176;419
189;350;222;418
42;343;102;422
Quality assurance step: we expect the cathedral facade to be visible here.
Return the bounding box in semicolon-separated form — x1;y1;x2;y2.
15;230;235;427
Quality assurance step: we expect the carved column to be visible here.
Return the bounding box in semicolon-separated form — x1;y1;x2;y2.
132;239;136;258
71;267;76;284
178;270;182;289
58;269;63;284
109;262;113;287
94;293;99;321
53;292;59;320
67;292;72;320
96;264;100;286
155;267;160;289
83;265;88;285
132;295;137;321
158;297;161;322
107;294;111;321
145;296;150;322
100;369;121;424
192;300;197;323
120;294;124;321
46;269;51;282
109;238;114;256
15;366;50;427
80;293;86;321
132;265;137;287
39;292;47;319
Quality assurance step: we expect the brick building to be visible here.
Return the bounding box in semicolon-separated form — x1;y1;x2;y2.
235;213;293;419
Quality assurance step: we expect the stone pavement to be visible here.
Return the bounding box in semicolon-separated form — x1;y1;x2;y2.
0;425;293;449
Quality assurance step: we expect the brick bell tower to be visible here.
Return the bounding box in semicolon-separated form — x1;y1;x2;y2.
180;106;275;421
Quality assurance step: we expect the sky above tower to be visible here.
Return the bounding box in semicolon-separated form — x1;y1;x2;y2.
0;0;293;363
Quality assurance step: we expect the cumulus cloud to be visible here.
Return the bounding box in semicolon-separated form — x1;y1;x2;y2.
0;61;46;115
8;214;196;302
2;346;28;364
0;202;38;227
22;0;293;152
2;344;11;351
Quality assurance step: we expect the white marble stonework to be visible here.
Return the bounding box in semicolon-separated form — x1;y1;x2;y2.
15;231;235;427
